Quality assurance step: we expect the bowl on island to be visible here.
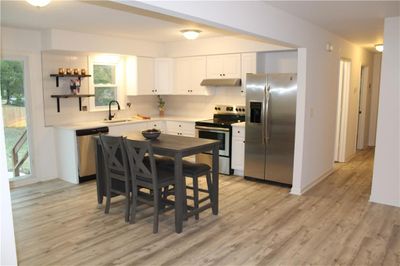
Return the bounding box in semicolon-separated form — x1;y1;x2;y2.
142;129;161;140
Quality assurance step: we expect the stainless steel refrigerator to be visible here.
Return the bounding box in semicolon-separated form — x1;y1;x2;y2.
244;73;297;185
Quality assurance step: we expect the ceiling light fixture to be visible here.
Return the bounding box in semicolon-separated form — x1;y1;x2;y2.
26;0;51;7
375;44;384;52
181;29;201;40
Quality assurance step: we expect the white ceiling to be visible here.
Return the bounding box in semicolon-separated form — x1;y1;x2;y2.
0;0;230;42
265;1;400;49
1;1;399;50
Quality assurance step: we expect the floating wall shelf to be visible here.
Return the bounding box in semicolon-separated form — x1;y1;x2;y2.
50;74;91;87
51;94;95;113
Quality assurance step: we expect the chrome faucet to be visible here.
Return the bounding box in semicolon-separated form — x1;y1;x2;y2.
108;100;121;120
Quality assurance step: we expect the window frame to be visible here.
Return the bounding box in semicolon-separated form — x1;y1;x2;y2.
88;56;125;112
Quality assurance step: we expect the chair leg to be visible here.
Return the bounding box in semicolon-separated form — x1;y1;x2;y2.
130;182;137;224
193;176;199;220
105;178;111;214
206;172;213;206
124;180;130;223
153;189;159;233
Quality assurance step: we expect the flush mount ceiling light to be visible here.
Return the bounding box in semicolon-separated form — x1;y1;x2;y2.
375;44;384;52
181;29;201;40
26;0;51;7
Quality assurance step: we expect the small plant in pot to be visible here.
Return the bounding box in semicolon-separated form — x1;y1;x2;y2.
157;95;165;117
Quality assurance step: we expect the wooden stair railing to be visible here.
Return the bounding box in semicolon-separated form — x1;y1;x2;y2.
12;129;29;177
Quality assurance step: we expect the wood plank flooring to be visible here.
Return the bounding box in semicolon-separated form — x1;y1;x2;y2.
11;149;400;266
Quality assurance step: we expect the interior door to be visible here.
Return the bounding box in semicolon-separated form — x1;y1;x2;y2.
265;74;297;185
244;74;267;180
356;66;369;149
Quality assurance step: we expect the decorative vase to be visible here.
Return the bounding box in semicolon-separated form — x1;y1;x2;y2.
159;108;165;117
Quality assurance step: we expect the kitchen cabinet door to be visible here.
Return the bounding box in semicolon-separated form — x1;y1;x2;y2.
206;54;241;79
241;53;257;96
166;121;195;137
175;57;208;95
232;136;245;172
147;121;166;132
222;54;241;79
206;55;224;79
137;57;155;95
155;58;174;95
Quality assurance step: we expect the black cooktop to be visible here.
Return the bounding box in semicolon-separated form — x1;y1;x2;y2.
196;114;245;128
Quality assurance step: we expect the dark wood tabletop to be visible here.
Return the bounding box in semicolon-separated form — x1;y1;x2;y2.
121;132;220;156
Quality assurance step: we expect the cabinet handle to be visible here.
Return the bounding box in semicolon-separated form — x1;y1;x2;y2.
179;125;181;127
237;131;240;133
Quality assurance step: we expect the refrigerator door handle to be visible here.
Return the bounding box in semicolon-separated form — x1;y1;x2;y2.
262;85;267;144
265;85;271;143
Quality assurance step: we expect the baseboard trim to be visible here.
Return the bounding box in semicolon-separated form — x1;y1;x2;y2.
10;176;57;189
369;195;400;208
234;169;244;176
290;168;334;195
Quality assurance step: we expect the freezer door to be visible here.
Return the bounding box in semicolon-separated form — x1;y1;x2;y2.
265;73;297;184
244;74;267;180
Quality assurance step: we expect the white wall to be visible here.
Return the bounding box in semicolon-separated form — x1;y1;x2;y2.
370;16;400;207
120;0;375;194
368;53;382;146
0;90;18;266
165;35;290;57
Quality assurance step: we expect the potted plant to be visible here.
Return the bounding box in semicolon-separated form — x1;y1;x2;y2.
157;95;165;117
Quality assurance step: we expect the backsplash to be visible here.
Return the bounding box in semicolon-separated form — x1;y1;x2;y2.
163;87;245;118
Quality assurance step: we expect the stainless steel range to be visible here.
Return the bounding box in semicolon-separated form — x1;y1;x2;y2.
195;105;245;175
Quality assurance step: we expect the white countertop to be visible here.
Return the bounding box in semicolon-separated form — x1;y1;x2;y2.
54;116;210;130
232;121;245;127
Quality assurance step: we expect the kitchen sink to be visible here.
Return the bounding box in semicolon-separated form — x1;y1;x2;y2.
103;119;133;123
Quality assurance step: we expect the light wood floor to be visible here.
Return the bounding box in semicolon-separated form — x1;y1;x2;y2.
11;149;400;266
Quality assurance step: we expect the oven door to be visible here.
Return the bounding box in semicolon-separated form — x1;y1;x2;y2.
195;126;230;156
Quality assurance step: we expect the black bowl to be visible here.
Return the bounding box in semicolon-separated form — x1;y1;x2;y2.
142;129;161;140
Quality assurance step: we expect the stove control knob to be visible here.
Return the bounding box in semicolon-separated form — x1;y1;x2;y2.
235;108;238;111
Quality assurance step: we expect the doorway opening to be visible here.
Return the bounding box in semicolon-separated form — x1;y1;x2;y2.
1;59;32;179
334;59;351;162
356;66;369;150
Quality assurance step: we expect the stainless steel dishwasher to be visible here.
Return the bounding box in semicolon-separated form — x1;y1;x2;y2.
76;127;109;182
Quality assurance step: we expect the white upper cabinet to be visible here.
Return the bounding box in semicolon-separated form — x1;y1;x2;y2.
154;58;174;95
241;53;257;96
126;56;155;96
206;54;241;79
174;56;211;95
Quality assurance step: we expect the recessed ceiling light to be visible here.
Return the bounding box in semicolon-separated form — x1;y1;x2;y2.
181;29;201;40
375;44;384;52
26;0;51;7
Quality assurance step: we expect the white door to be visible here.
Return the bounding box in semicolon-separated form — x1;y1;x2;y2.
334;59;351;162
206;55;223;79
155;58;173;95
356;66;369;150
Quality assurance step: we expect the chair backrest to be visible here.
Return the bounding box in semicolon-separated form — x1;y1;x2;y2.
99;135;129;181
123;139;158;186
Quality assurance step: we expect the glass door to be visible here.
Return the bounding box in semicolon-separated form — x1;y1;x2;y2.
0;59;31;178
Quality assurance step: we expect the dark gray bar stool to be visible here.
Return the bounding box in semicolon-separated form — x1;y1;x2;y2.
166;160;213;220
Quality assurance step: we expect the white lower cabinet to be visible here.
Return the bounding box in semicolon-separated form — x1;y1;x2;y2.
232;125;245;175
166;121;195;137
108;122;149;135
147;121;166;132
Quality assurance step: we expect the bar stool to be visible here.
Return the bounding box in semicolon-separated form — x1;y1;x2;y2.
166;160;213;220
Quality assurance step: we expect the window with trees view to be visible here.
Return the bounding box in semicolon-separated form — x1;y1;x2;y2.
93;64;118;107
1;59;31;178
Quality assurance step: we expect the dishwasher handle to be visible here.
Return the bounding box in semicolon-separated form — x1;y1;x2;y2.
76;127;109;136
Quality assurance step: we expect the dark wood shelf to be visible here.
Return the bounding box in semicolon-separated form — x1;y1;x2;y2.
50;74;91;87
50;94;95;112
